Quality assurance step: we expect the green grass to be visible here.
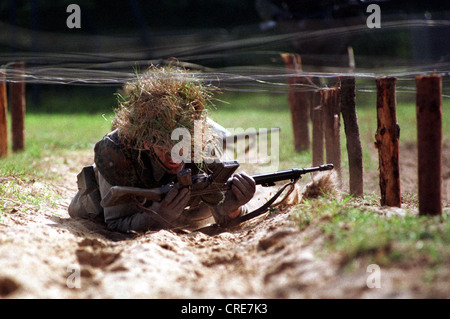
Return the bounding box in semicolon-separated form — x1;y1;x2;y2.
292;196;450;268
0;177;61;217
0;113;113;178
26;113;113;150
0;112;113;219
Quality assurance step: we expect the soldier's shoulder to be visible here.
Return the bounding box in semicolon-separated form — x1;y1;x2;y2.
94;130;138;186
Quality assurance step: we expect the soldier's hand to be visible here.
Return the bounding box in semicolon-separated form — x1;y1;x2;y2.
149;187;191;222
219;172;256;218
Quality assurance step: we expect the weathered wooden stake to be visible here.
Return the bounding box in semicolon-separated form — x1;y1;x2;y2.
375;77;401;207
9;62;26;152
339;76;363;197
281;53;310;152
323;87;341;181
0;70;8;158
311;89;324;166
416;74;442;216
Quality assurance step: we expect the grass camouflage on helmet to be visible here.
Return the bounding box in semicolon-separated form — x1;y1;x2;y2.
112;65;219;163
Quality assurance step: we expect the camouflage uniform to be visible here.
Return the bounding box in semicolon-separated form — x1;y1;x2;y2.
69;129;224;232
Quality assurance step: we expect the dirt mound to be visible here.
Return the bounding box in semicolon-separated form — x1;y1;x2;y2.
0;147;448;299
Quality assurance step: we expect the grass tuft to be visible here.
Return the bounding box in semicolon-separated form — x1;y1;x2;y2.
292;196;449;267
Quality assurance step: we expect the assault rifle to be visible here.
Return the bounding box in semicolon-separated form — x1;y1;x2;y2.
100;161;334;208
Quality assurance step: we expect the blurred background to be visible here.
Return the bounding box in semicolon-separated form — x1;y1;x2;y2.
1;0;449;112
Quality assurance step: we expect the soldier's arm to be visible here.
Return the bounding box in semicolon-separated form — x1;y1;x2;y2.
97;172;160;232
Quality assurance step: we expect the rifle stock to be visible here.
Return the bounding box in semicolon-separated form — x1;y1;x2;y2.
100;163;334;208
100;185;165;207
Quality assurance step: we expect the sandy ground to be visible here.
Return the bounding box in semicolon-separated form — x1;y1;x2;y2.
0;143;448;299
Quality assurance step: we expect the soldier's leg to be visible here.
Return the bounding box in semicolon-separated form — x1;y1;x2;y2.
68;190;85;218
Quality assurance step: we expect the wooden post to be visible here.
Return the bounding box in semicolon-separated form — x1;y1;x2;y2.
312;88;324;166
9;62;26;152
339;76;363;197
0;70;8;158
323;87;341;181
375;77;401;207
281;53;310;152
416;75;442;216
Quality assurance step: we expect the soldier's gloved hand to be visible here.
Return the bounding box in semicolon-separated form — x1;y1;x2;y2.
149;187;191;222
213;172;256;224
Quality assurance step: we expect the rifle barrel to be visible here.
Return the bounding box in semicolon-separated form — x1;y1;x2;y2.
250;164;334;186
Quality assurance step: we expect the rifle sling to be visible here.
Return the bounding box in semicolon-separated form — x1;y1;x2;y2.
195;179;298;236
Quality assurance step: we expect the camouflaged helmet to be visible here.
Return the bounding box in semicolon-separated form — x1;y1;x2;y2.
111;65;218;163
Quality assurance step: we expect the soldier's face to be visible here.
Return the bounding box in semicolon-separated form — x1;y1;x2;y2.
154;148;185;175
